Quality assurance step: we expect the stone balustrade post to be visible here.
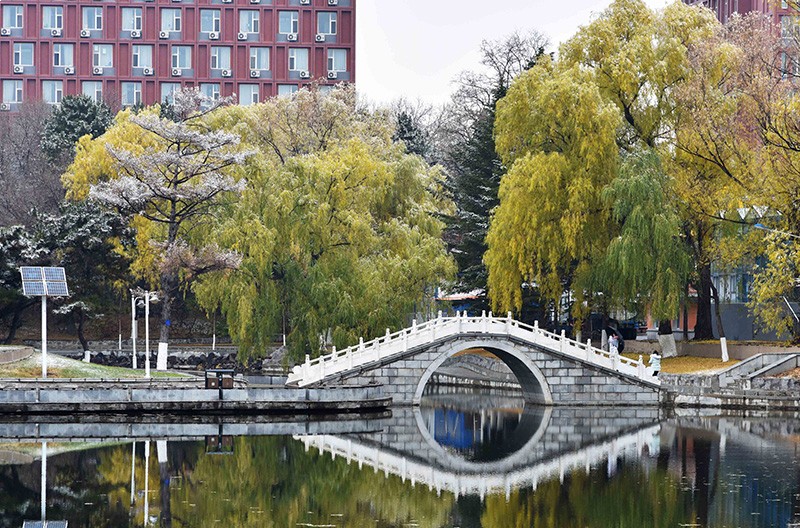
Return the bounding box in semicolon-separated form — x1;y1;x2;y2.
586;339;592;360
638;355;645;378
560;330;565;353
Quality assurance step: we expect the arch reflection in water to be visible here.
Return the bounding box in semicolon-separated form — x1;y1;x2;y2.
419;386;547;463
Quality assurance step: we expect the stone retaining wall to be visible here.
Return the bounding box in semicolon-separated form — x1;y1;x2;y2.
0;346;33;364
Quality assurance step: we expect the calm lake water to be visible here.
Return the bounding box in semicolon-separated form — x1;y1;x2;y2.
1;388;799;528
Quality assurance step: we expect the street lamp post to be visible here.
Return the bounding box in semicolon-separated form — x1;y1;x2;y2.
131;288;158;378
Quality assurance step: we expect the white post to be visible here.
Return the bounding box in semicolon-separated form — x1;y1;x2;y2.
145;292;151;379
41;441;47;521
638;355;645;378
586;339;592;360
131;295;138;369
41;296;47;379
720;337;730;362
212;311;216;351
560;329;565;353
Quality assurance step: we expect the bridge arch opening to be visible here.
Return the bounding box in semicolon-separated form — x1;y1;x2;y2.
412;339;553;407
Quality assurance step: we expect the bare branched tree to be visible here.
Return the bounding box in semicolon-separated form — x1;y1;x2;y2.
0;102;62;226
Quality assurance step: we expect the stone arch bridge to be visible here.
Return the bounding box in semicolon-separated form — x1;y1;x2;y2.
287;313;661;406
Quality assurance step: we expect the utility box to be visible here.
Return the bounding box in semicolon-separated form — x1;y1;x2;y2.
205;369;235;389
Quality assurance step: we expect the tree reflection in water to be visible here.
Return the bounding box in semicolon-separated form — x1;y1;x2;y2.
0;408;799;527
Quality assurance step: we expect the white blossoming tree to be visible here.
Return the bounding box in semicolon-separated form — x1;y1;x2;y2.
88;89;249;368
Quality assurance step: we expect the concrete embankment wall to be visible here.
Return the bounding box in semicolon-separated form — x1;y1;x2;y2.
0;384;389;413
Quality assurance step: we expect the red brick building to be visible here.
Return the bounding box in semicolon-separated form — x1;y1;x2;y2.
0;0;355;110
682;0;792;24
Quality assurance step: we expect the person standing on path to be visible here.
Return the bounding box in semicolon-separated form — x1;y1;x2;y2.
649;350;661;376
609;333;619;355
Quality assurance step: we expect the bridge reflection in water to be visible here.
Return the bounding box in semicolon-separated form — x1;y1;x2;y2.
296;392;662;500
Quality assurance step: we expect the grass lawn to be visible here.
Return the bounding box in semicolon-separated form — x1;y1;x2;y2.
623;353;737;374
0;352;188;379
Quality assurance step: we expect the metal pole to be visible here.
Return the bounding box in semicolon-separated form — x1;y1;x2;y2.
41;296;47;379
41;441;47;521
145;292;151;379
131;295;137;369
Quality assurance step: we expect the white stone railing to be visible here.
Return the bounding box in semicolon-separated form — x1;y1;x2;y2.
295;424;660;499
286;312;659;387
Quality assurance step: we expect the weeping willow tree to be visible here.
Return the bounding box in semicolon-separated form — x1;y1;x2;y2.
195;86;455;362
599;151;691;356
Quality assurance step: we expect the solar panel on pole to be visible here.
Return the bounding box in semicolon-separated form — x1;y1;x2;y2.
18;267;70;379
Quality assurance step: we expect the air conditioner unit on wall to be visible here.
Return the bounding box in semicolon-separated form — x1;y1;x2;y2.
80;29;90;37
209;31;219;40
221;69;232;77
65;66;75;74
0;28;11;37
250;69;260;78
51;28;62;37
315;33;325;43
160;31;169;39
93;66;104;75
299;70;310;79
327;70;337;79
13;65;23;74
300;0;311;4
130;30;142;38
143;67;153;75
287;33;298;42
0;103;9;111
172;68;182;77
328;0;338;5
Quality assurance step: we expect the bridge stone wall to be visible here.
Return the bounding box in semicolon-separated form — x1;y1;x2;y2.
321;335;662;406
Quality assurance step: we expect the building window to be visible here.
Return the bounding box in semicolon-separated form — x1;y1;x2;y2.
82;7;103;31
201;10;221;33
318;85;333;95
121;82;142;107
132;45;153;69
42;6;63;30
3;6;23;30
42;80;63;105
288;48;308;72
162;9;182;33
171;46;192;69
317;12;337;35
240;11;260;34
279;12;299;35
249;47;270;70
327;49;347;72
122;8;143;32
781;15;800;39
161;83;180;104
82;81;103;102
93;44;113;68
53;44;74;67
239;84;259;106
210;47;231;70
200;83;220;101
278;85;298;97
13;43;33;67
3;80;23;104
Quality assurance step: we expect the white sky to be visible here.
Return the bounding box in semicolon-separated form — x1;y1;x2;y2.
356;0;670;106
